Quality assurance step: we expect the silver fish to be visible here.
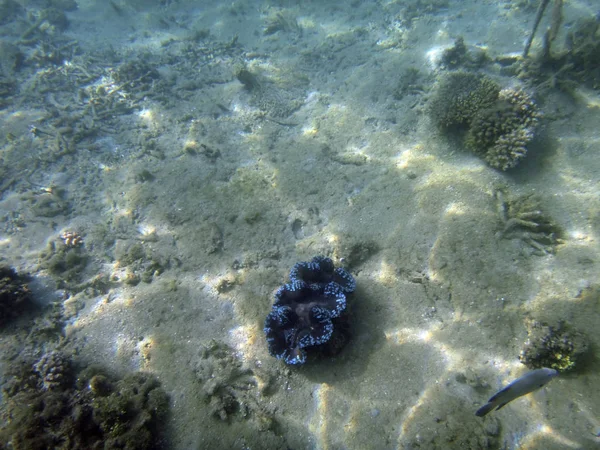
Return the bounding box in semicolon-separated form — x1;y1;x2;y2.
476;367;558;417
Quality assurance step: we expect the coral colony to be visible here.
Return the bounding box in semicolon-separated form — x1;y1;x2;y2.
264;256;356;365
428;71;540;171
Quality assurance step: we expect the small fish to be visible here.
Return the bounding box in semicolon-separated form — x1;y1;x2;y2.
476;368;558;417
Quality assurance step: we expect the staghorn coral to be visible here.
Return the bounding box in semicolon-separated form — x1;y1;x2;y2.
427;71;500;129
264;256;355;365
520;320;589;372
466;88;540;170
494;187;562;255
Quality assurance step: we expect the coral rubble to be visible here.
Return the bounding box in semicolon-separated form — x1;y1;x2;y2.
193;340;273;423
264;256;355;365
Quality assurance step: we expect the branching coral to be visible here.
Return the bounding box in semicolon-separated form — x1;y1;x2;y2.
427;71;500;129
466;88;540;170
494;187;562;254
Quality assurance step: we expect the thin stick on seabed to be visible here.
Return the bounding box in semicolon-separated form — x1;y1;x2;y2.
523;0;551;58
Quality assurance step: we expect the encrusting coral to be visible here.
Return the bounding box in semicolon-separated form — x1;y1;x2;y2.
466;88;540;170
264;256;356;365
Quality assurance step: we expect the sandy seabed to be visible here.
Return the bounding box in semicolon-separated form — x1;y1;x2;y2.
1;0;600;449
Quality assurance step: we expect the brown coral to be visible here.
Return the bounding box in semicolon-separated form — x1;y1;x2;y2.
427;71;500;128
466;88;540;170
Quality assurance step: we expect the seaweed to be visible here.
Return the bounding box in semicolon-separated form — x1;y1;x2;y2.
0;265;33;326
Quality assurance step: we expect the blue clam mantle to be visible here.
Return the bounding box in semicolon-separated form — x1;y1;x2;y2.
264;256;356;365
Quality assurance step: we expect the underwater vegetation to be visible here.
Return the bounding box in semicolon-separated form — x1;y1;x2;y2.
520;320;589;372
517;11;600;92
0;265;33;326
264;256;355;365
0;350;169;449
428;70;541;170
262;9;302;36
38;235;88;285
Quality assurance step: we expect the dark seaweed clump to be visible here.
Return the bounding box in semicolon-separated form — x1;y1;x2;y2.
264;256;355;365
0;264;33;326
0;351;169;449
